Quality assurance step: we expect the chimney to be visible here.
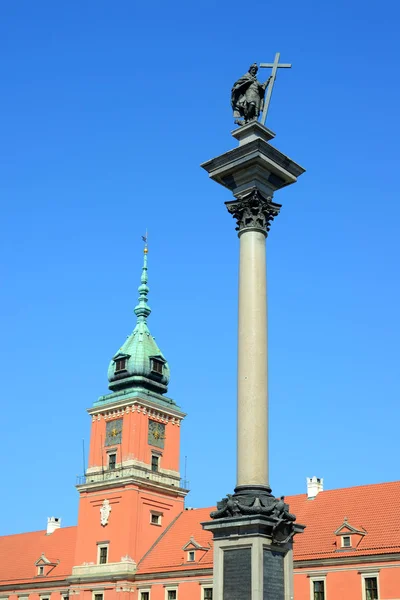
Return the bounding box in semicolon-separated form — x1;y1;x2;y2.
47;517;61;534
307;476;323;499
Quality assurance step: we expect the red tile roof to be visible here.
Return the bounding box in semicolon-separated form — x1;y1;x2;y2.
138;507;214;574
0;526;76;585
291;480;400;561
2;481;400;583
138;481;400;573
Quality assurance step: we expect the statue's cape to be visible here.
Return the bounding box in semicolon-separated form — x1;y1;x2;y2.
231;73;263;110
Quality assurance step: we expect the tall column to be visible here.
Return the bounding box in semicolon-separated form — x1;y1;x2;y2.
237;228;268;488
201;121;305;600
226;190;281;491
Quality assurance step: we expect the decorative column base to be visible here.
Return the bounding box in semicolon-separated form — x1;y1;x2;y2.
203;490;304;600
203;511;304;600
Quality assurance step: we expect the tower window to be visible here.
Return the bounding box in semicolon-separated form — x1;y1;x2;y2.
150;511;162;526
151;358;163;374
151;454;160;472
115;358;127;372
108;453;116;470
98;545;108;564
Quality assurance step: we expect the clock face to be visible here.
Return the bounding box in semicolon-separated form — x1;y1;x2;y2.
105;419;123;446
148;420;165;449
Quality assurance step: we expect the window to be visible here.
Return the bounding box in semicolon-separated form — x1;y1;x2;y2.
313;580;325;600
150;511;162;525
38;565;44;575
203;590;213;600
94;594;103;600
151;358;163;374
140;593;150;600
342;535;351;547
98;545;108;564
188;550;195;562
115;358;127;372
365;577;378;600
167;591;177;600
108;453;116;470
151;454;159;472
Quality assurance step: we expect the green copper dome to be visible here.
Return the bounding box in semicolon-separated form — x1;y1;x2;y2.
107;247;170;394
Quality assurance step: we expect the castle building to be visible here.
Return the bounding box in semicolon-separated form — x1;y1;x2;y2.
1;249;400;600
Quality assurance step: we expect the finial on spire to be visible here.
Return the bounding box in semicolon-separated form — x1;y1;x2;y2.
142;229;148;254
134;232;151;322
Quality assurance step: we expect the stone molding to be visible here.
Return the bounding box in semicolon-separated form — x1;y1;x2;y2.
209;487;303;545
294;553;400;569
225;189;281;236
90;404;181;426
71;558;136;578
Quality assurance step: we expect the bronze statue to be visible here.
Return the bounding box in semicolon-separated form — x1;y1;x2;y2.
231;64;271;127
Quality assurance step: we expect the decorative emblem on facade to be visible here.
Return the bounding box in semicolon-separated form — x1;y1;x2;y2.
100;499;112;526
226;189;282;236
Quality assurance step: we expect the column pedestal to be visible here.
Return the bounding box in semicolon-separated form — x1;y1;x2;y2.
203;515;301;600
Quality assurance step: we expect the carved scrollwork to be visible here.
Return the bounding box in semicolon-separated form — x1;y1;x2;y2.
225;189;281;236
210;492;297;544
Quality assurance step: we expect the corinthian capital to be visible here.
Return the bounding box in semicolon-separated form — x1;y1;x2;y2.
225;189;282;236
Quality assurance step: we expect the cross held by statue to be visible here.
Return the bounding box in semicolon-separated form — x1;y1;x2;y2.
260;52;292;125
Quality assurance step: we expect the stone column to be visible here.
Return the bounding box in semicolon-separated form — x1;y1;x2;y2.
226;190;281;491
201;121;305;600
237;228;268;488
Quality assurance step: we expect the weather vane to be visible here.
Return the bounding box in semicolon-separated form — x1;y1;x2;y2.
141;230;148;253
231;53;292;127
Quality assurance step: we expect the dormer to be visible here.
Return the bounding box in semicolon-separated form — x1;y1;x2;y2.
182;536;210;563
334;518;366;550
35;553;59;576
113;352;130;374
150;355;167;376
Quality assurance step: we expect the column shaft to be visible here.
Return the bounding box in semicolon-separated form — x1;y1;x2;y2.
237;229;268;488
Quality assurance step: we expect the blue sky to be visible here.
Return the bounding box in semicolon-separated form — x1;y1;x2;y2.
1;0;400;535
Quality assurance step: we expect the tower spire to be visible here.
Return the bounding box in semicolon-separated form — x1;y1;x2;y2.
107;232;171;395
134;232;151;323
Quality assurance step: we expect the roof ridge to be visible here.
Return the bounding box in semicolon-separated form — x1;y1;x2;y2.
283;479;400;501
137;511;184;568
0;525;77;539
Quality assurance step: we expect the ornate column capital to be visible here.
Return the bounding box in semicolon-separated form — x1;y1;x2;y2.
225;189;282;237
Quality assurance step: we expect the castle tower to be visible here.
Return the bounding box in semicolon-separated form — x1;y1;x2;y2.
70;244;188;585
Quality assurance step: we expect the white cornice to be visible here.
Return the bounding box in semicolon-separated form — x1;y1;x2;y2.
87;396;186;421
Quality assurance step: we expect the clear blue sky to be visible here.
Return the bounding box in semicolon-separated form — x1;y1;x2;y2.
1;0;399;535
